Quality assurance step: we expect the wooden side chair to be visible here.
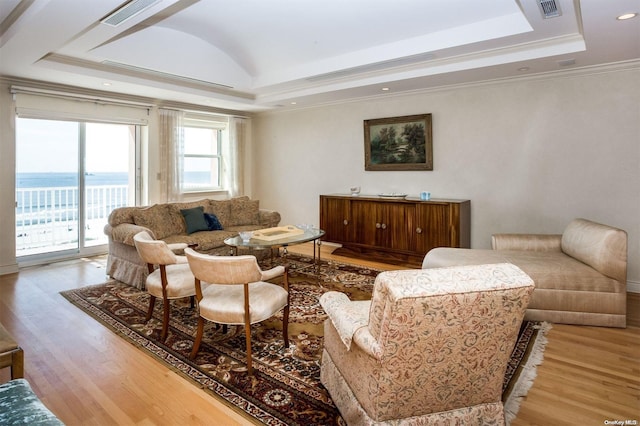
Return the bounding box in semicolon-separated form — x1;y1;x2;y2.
133;231;196;341
184;248;290;375
0;322;23;380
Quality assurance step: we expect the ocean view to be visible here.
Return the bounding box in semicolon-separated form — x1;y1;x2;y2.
16;172;129;212
14;171;210;253
15;172;131;254
15;171;211;210
17;172;129;188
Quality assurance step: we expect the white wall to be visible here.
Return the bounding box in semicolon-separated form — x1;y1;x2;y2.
0;83;18;274
252;66;640;289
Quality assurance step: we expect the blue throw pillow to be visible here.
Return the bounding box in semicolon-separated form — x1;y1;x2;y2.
181;206;209;234
204;213;224;231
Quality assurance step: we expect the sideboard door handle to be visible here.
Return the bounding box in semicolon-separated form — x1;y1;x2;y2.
376;223;381;229
416;227;422;234
381;223;387;230
343;219;349;225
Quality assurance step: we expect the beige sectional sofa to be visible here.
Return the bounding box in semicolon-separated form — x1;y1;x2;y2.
104;196;280;289
422;218;627;328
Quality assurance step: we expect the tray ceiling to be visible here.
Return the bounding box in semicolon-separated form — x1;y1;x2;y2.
1;0;638;112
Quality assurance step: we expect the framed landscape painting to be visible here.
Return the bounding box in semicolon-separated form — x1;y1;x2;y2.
364;113;433;171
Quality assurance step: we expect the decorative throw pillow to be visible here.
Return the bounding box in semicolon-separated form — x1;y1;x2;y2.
180;206;209;234
170;200;210;234
204;213;224;231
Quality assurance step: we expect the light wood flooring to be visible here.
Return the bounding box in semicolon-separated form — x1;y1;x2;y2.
0;243;638;425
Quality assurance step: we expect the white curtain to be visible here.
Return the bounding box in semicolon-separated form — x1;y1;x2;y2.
159;108;185;201
224;116;249;197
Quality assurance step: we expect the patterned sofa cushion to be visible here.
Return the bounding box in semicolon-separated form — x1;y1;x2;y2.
228;198;260;226
108;206;139;227
132;204;175;240
206;200;232;228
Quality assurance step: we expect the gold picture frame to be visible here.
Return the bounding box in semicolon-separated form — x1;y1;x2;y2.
364;113;433;171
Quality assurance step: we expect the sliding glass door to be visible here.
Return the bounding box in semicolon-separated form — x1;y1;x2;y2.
84;123;136;248
15;118;138;260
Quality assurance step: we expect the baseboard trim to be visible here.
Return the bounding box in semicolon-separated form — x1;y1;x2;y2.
0;263;19;275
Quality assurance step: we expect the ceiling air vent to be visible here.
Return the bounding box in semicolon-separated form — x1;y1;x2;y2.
538;0;562;19
101;0;160;27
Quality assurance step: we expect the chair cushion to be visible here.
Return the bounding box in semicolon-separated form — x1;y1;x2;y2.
146;263;195;299
198;282;288;324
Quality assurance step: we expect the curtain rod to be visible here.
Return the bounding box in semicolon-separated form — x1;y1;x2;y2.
10;85;155;110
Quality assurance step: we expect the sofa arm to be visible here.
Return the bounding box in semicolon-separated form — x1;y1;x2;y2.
104;223;156;246
320;292;370;350
491;233;562;252
259;209;281;228
351;327;383;360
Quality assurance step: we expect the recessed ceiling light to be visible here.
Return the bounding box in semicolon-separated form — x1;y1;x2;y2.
517;67;530;72
382;87;390;91
617;12;638;20
290;102;297;105
102;82;112;86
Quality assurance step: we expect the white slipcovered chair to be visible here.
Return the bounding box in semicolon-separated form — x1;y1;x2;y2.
319;263;535;425
133;231;195;341
184;248;290;375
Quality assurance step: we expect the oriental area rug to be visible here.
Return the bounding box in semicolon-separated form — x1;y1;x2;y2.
61;254;550;426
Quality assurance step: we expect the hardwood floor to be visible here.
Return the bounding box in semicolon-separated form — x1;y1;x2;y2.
0;244;638;425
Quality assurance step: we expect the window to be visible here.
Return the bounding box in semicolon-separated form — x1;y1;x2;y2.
182;121;223;192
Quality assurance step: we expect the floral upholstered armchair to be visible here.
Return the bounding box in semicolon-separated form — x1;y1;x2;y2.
319;263;535;425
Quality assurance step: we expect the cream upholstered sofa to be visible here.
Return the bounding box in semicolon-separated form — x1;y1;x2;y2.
104;196;280;289
423;218;627;328
319;263;535;425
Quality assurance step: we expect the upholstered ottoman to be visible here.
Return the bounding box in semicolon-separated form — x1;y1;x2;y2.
0;379;63;425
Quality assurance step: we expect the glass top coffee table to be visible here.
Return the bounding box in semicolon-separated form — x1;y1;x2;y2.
224;227;326;273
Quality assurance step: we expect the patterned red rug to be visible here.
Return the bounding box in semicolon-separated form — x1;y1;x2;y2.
61;254;549;425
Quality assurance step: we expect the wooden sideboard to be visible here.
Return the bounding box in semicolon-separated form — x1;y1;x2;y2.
319;194;470;267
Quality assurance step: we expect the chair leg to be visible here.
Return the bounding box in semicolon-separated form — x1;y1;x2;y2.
245;323;252;375
190;317;205;360
242;283;253;375
282;305;290;348
11;348;24;380
161;298;170;341
146;296;156;322
214;323;228;333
